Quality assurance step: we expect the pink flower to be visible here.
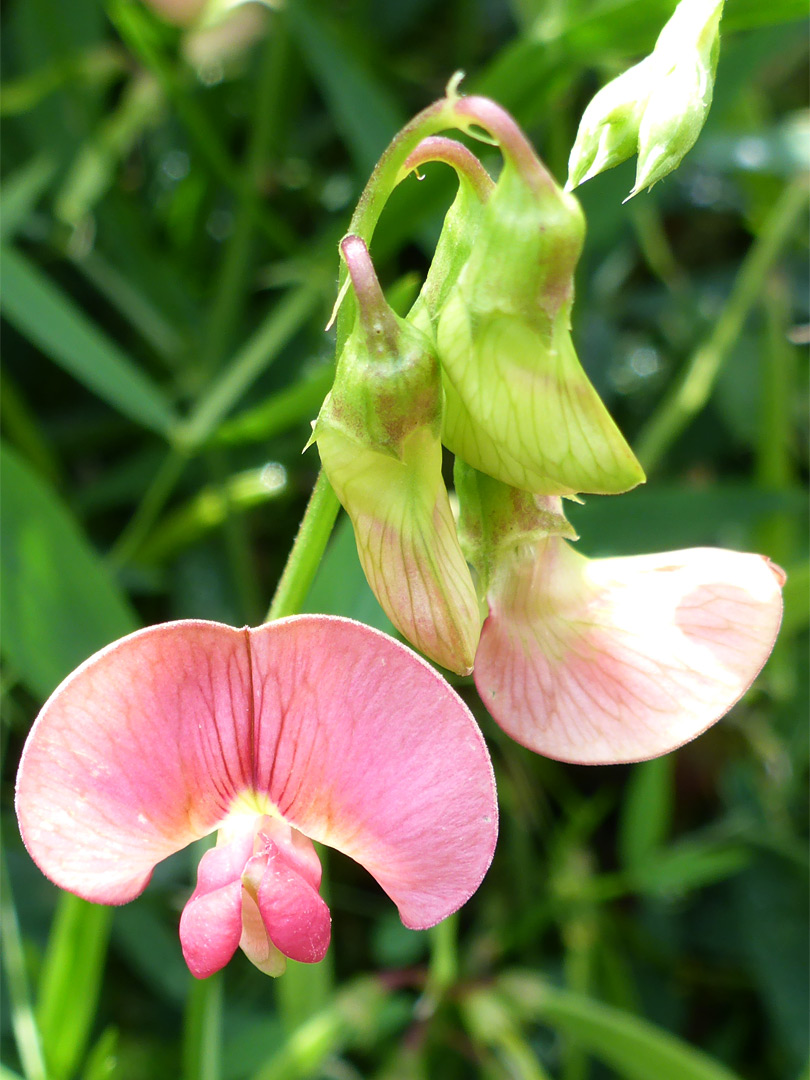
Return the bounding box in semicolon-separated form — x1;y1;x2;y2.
473;522;784;764
16;616;497;978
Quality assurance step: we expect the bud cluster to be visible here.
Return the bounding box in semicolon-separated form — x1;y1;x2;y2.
309;73;782;767
312;89;645;675
567;0;725;197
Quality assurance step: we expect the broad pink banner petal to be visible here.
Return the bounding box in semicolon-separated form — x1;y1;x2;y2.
475;541;783;764
17;615;497;932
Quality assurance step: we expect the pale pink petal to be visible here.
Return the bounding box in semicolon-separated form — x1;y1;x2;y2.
317;425;481;675
475;541;784;764
17;616;497;932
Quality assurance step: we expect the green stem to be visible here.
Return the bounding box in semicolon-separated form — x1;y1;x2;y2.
630;200;686;295
756;277;795;493
337;87;529;347
199;13;292;380
754;275;798;701
266;469;341;621
0;856;47;1080
635;177;808;473
428;913;459;993
108;445;190;567
182;973;223;1080
417;913;459;1018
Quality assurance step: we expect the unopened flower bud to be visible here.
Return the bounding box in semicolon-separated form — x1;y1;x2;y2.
313;236;480;674
431;97;645;496
632;0;723;196
567;0;724;198
566;57;655;191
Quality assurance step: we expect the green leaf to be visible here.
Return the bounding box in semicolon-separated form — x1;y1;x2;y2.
112;903;189;1007
499;973;742;1080
462;989;553;1080
80;1027;118;1080
287;0;404;176
214;363;334;446
250;978;393;1080
0;442;137;699
1;1067;27;1080
721;0;810;30
568;485;808;557
734;856;810;1068
183;283;322;448
782;561;810;636
618;757;673;870
628;840;750;898
0;155;57;241
0;246;178;438
135;463;288;565
36;897;113;1080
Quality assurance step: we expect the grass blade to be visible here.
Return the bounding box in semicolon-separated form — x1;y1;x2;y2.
499;973;742;1080
35;896;113;1080
0;442;137;698
0;246;178;438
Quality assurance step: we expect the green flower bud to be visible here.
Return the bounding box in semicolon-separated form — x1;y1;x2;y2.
567;0;724;198
566;56;655;191
431;97;645;496
398;136;494;337
313;236;480;675
632;0;723;196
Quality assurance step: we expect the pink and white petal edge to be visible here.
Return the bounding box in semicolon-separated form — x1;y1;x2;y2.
475;544;784;764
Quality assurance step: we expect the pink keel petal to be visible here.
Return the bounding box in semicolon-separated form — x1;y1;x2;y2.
476;542;784;764
180;878;243;980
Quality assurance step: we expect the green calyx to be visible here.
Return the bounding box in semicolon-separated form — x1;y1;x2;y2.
313;235;442;461
455;460;578;597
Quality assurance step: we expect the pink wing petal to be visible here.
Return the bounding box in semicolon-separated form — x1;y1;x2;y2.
179;833;253;978
17;616;497;930
475;541;784;764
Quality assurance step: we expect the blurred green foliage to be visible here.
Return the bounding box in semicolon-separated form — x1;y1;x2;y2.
1;0;807;1078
